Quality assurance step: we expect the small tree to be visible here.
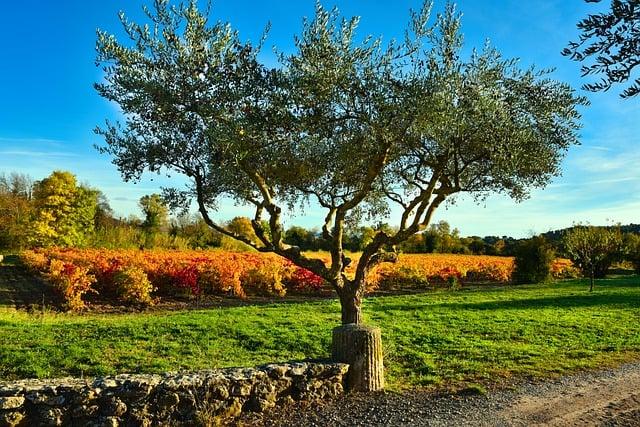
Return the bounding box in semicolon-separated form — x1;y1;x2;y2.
563;0;640;98
562;225;625;291
96;0;586;390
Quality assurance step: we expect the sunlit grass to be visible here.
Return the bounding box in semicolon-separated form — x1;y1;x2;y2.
0;276;638;390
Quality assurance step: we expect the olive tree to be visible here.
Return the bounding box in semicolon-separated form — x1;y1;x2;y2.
96;0;586;389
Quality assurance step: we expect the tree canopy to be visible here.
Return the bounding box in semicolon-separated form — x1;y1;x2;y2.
563;0;640;98
139;193;169;234
29;171;98;247
0;173;33;249
96;0;587;324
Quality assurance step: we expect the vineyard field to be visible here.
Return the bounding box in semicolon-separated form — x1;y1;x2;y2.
20;248;577;310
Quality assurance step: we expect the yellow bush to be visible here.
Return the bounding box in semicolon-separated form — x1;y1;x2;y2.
114;266;155;305
243;265;287;297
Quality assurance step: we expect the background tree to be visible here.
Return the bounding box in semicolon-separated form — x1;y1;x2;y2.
170;213;223;248
96;0;586;389
625;232;640;273
284;225;317;251
139;194;169;234
29;171;98;247
0;172;33;250
222;216;262;251
563;0;640;98
466;236;486;255
424;221;464;253
562;225;625;290
94;191;117;229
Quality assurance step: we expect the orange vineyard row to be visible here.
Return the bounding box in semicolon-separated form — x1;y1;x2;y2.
20;248;577;310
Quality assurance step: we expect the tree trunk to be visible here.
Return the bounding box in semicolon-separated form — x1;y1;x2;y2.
590;274;594;292
340;291;363;325
332;323;384;392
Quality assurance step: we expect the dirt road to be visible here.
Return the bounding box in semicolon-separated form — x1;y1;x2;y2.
500;362;640;426
242;361;640;426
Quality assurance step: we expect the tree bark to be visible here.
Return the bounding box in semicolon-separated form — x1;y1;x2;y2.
339;290;363;325
332;323;384;392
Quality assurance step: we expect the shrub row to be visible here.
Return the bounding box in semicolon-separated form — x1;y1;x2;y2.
20;249;577;310
20;249;325;310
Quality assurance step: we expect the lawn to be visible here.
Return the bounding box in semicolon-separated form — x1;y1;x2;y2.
0;271;638;390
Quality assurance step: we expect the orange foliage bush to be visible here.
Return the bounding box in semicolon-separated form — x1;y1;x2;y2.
46;259;96;310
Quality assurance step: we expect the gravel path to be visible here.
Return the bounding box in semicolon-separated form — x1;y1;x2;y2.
239;361;640;426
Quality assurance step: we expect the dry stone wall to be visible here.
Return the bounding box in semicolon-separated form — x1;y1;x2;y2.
0;362;348;426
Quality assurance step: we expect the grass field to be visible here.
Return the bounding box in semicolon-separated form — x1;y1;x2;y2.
0;262;638;390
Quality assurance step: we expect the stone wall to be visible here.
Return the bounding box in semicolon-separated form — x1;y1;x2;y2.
0;362;348;426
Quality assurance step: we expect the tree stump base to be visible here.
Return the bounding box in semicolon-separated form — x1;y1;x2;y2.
332;324;384;392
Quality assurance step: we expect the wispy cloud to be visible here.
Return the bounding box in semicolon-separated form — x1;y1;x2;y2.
0;150;80;157
588;145;613;152
0;137;66;147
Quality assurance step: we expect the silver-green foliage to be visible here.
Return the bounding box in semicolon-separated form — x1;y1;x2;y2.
95;0;587;323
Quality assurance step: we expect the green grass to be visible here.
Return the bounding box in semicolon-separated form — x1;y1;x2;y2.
0;275;639;390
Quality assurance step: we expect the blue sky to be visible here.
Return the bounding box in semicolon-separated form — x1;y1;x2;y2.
0;0;638;237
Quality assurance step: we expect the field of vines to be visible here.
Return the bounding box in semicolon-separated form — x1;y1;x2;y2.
20;248;577;310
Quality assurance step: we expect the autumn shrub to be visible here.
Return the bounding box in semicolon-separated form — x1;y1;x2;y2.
512;236;555;284
20;248;577;308
244;264;287;297
373;264;431;291
284;266;326;293
114;266;155;305
20;250;49;272
465;263;511;282
437;267;463;289
197;264;245;298
550;258;580;279
171;264;201;296
47;259;96;310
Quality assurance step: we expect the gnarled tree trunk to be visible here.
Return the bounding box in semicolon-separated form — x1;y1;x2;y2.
332;279;384;392
338;287;363;325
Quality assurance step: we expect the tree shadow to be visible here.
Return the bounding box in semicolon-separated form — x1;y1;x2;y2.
0;263;61;310
377;290;639;313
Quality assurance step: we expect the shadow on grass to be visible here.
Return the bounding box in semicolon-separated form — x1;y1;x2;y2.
438;293;639;311
0;260;61;309
376;280;639;313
